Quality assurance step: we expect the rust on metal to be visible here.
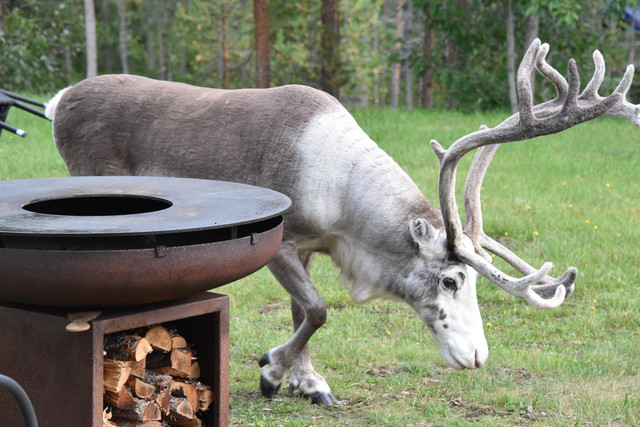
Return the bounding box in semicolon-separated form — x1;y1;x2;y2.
0;176;291;307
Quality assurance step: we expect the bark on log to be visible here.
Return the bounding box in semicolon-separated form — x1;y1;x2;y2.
168;397;194;421
105;332;153;362
112;400;161;421
126;376;156;399
109;418;164;426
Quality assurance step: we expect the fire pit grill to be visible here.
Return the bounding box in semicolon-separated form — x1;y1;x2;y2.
0;176;291;307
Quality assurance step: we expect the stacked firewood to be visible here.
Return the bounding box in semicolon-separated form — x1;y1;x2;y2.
103;325;214;426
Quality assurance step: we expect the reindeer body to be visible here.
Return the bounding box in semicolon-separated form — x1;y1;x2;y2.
49;40;630;405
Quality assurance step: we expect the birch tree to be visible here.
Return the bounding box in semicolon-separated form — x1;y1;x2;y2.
84;0;98;77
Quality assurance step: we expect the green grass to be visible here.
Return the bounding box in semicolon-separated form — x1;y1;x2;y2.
2;105;639;426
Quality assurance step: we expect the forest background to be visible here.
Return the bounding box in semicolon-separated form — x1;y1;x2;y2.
1;0;640;111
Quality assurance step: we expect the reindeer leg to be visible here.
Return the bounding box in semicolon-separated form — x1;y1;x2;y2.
288;298;338;404
259;242;330;402
286;251;339;405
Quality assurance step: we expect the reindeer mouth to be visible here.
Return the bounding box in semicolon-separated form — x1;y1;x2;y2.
444;345;487;370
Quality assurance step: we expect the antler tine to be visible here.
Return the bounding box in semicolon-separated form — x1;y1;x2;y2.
463;140;578;294
535;42;568;105
463;139;498;262
581;50;606;101
432;39;631;309
479;235;577;298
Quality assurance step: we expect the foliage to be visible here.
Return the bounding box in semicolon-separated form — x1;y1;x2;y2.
0;1;84;93
0;0;634;107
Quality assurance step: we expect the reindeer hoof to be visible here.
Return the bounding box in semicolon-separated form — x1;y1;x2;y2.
258;353;270;368
259;374;281;398
309;391;339;406
258;353;282;398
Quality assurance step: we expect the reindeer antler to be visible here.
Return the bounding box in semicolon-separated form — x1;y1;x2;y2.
430;39;636;309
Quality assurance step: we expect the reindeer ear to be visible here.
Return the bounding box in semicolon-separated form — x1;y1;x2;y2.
409;218;436;248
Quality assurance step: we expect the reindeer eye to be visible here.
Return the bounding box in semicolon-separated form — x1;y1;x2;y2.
442;277;458;291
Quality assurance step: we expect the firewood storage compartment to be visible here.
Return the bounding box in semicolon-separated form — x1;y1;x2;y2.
0;176;291;426
0;293;229;426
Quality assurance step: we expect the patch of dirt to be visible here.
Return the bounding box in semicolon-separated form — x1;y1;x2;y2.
447;397;550;423
492;366;534;383
258;301;287;314
365;366;395;378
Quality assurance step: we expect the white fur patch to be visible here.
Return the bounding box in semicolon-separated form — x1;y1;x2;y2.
44;87;70;122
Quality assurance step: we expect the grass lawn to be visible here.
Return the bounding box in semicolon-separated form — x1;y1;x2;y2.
1;102;638;426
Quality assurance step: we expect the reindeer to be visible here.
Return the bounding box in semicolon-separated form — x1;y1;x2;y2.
45;40;639;405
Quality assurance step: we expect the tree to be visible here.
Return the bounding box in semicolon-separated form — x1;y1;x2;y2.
118;0;129;73
506;0;517;112
84;0;98;77
419;4;435;109
253;0;270;88
320;0;340;97
389;0;403;109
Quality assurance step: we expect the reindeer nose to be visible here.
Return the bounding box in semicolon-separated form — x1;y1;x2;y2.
474;348;488;368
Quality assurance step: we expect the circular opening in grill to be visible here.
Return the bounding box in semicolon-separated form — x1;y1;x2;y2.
22;195;173;216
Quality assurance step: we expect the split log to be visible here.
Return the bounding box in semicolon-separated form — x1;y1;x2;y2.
195;383;213;412
126;376;156;400
155;389;171;416
166;416;202;426
103;324;214;426
109;418;165;427
148;348;192;378
171;381;199;412
105;332;153;362
144;371;173;392
112;400;161;422
145;326;173;352
168;397;194;421
103;407;117;427
104;359;132;393
144;371;172;415
169;330;187;349
105;386;137;410
189;362;200;380
129;358;147;379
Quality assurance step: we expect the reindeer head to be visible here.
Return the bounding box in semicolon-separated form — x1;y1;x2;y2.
408;39;639;370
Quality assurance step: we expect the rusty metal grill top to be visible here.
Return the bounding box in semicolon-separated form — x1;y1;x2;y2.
0;176;291;237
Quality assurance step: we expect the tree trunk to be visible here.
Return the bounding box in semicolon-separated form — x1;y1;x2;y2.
84;0;98;77
390;0;403;109
253;0;270;88
64;44;73;84
100;0;114;71
506;0;517;112
320;0;340;98
219;2;229;88
118;0;129;74
420;6;434;109
524;12;539;92
523;14;539;52
404;0;413;111
156;0;165;79
144;0;156;72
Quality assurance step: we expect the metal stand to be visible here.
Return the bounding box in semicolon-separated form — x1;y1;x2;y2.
0;293;229;427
